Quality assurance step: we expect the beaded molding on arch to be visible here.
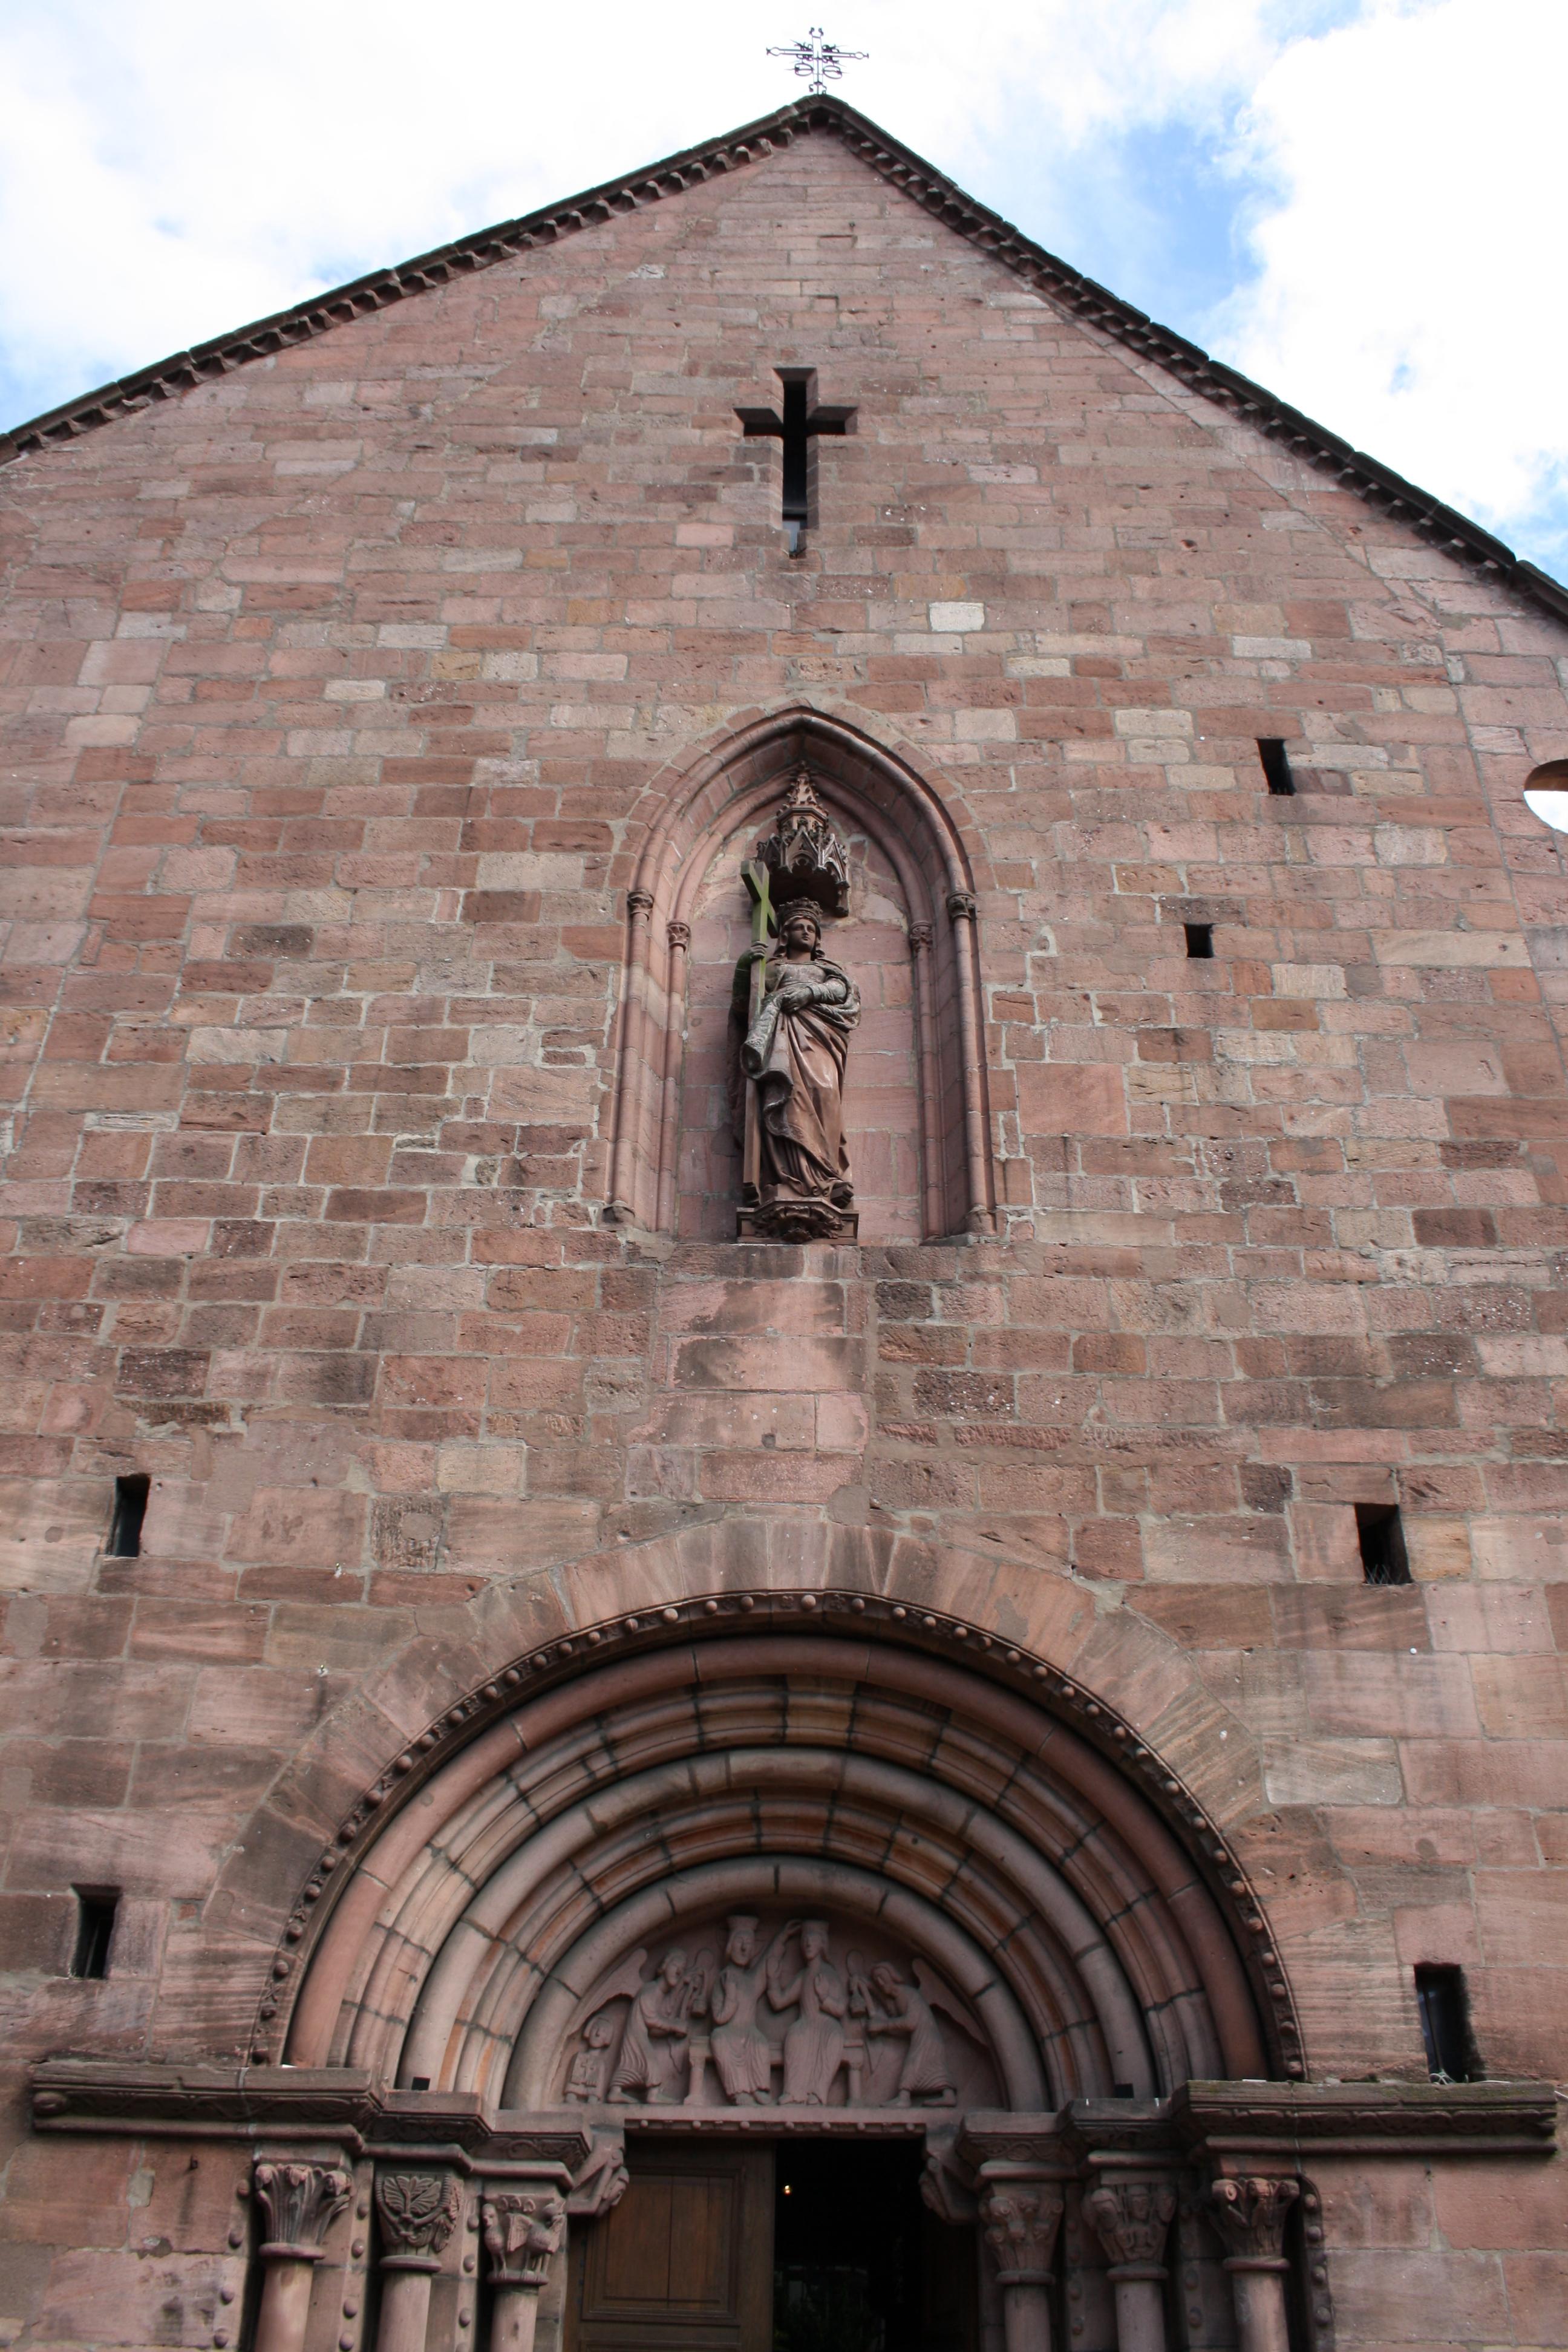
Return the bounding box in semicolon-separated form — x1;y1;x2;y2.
248;1587;1307;2084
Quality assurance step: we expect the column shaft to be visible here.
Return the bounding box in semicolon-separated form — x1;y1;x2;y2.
489;2282;544;2352
253;2256;318;2352
373;2264;435;2352
1111;2273;1166;2352
1001;2278;1053;2352
1227;2264;1292;2352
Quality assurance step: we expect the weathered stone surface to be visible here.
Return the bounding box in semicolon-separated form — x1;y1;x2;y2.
1;97;1566;2352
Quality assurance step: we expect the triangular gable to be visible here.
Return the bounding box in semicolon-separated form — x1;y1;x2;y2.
5;93;1564;627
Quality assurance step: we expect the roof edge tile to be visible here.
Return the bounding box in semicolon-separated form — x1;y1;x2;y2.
4;93;1564;626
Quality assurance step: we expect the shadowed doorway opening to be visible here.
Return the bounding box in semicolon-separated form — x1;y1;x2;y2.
564;2137;977;2352
774;2139;976;2352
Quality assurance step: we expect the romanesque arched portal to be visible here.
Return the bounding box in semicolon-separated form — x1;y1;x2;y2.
33;1582;1549;2350
95;1600;1331;2352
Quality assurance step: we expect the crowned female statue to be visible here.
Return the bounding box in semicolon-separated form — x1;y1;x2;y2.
737;896;860;1238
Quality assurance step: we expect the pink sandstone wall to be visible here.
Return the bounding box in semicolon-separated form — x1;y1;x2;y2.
1;123;1567;2347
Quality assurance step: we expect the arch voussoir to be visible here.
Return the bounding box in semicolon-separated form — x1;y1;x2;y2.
243;1529;1302;2127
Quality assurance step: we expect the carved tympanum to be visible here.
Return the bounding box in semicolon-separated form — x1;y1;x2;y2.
560;1912;986;2110
252;2160;352;2255
482;2192;567;2290
374;2170;460;2263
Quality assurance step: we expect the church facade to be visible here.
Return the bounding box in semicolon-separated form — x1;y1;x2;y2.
0;93;1564;2352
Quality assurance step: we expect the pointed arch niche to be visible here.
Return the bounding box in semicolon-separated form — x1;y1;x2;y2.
606;710;997;1240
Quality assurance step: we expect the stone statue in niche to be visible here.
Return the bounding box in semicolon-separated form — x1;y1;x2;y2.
769;1918;848;2104
731;775;860;1243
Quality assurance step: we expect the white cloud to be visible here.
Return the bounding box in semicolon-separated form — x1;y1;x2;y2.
1215;0;1568;570
0;0;1559;576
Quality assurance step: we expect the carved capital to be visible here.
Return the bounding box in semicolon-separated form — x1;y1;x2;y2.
568;2135;629;2220
1207;2174;1299;2270
908;921;933;952
627;888;655;919
374;2171;460;2267
946;890;978;924
981;2184;1063;2285
666;920;691;952
252;2160;352;2259
1083;2179;1176;2276
482;2191;567;2290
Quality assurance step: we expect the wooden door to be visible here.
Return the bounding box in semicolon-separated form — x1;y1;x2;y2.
566;2141;774;2352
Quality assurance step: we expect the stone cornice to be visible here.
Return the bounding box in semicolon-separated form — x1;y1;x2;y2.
2;95;1564;629
33;2064;1554;2169
1168;2077;1560;2160
959;2081;1557;2171
30;2063;592;2171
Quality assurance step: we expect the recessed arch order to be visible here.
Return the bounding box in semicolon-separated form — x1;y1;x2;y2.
604;705;999;1240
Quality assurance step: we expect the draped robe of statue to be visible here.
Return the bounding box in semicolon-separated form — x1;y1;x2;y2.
739;920;860;1223
769;1922;847;2105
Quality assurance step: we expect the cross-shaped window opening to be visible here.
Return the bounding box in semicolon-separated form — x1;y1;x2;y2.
737;368;856;553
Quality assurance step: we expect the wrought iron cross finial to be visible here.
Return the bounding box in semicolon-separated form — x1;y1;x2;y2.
767;27;867;97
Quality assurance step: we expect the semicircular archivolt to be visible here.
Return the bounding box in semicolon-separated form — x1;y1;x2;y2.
285;1628;1278;2109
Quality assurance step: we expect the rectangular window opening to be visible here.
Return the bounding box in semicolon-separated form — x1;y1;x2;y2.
1415;1962;1480;2082
1356;1502;1411;1587
1184;922;1214;959
1258;738;1296;796
70;1887;119;1981
106;1472;150;1559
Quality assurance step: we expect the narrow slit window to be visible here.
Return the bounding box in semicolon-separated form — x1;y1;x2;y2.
106;1473;149;1558
1184;922;1214;959
1415;1963;1480;2082
71;1888;118;1980
1258;739;1296;796
1356;1502;1411;1586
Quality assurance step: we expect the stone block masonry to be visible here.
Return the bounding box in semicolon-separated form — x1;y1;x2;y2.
1;102;1567;2352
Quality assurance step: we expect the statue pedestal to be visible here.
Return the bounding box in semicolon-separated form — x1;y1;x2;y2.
737;1204;858;1243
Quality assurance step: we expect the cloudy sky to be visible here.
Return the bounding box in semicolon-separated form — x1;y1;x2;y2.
2;0;1563;580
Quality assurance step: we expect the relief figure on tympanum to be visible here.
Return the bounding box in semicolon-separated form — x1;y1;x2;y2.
864;1962;955;2106
564;2011;616;2104
558;1910;995;2111
711;1912;795;2104
769;1919;848;2105
608;1948;703;2105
